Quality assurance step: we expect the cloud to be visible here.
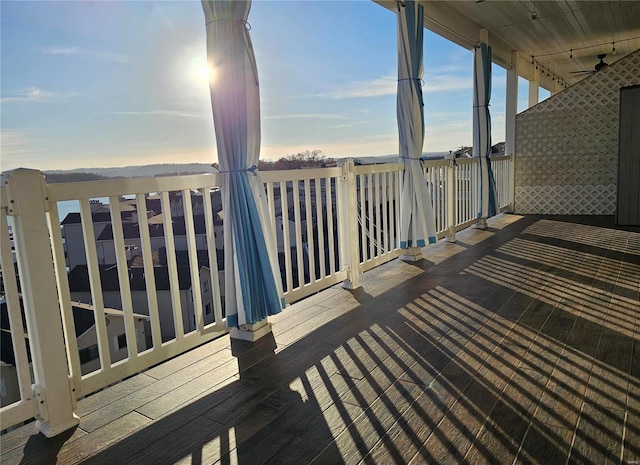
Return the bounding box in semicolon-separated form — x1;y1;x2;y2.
0;130;38;171
321;72;471;100
113;110;205;119
43;46;130;63
0;87;65;103
43;46;81;55
0;130;30;153
425;75;471;93
93;51;130;64
319;75;396;99
320;121;366;129
263;113;347;120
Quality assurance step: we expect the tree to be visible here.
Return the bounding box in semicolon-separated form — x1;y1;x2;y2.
258;150;335;171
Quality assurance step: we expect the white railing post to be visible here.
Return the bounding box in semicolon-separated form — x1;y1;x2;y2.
338;159;361;289
5;168;79;437
445;156;457;242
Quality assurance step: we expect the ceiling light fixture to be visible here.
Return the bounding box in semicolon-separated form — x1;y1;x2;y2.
531;0;537;19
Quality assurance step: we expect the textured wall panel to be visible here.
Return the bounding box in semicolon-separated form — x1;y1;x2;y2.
515;50;640;215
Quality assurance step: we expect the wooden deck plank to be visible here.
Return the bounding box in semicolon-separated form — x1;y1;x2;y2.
125;414;226;465
568;403;626;465
2;214;638;465
143;335;231;380
262;402;364;465
0;422;87;459
310;380;425;465
3;412;150;465
75;372;157;417
79;355;239;432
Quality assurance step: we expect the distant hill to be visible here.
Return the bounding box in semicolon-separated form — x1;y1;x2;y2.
7;154;454;184
42;172;113;183
44;163;217;182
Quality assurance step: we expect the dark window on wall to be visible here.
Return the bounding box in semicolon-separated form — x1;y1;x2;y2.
79;344;99;364
116;333;127;350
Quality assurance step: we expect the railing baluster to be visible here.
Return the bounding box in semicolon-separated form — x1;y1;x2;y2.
160;191;185;340
182;189;204;333
390;170;396;250
109;196;139;359
0;213;37;411
80;198;112;370
358;173;366;264
280;184;293;293
315;178;326;280
304;179;315;283
47;201;82;397
374;173;382;258
202;187;224;327
292;182;304;288
326;178;336;276
367;173;374;261
136;193;163;347
266;181;276;230
381;172;389;256
446;158;457;241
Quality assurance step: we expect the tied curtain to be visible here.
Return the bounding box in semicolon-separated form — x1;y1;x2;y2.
397;0;437;250
473;42;498;219
202;0;284;327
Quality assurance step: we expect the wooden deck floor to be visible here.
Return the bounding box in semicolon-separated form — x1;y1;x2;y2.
2;214;639;465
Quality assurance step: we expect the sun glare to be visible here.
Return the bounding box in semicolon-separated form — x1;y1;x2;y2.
190;56;214;84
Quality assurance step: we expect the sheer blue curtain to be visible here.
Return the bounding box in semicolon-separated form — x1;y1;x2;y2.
397;0;436;249
202;0;284;327
473;42;498;219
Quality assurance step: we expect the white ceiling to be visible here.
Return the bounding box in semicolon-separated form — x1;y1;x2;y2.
374;0;640;91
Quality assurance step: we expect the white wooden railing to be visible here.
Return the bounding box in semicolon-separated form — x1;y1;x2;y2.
0;155;512;435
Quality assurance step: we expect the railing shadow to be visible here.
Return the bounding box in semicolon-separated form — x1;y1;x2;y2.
5;214;639;465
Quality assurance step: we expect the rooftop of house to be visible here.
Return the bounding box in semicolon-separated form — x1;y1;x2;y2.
68;263;203;293
0;300;147;366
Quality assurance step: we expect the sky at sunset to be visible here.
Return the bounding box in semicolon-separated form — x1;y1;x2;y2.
1;1;548;171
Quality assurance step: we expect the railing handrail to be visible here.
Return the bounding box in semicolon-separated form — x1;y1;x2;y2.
421;158;450;169
353;162;404;175
260;166;343;182
46;173;222;202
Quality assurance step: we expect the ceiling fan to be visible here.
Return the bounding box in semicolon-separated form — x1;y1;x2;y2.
570;54;609;76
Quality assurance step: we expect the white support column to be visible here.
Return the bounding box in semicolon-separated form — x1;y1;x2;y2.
505;51;519;213
338;159;361;289
479;28;489;44
6;169;79;437
528;64;540;108
505;50;518;157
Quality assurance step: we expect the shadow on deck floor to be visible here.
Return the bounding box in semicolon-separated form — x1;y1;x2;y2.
2;214;639;465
